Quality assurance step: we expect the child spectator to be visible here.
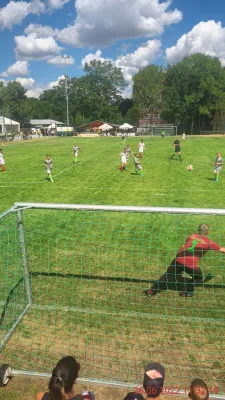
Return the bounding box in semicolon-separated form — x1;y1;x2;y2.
143;362;165;399
189;379;209;400
35;356;94;400
124;362;165;400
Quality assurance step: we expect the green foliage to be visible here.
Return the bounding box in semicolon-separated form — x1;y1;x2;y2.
0;61;127;126
162;53;225;132
133;65;165;121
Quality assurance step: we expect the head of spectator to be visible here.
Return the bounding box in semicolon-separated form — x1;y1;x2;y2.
143;362;165;399
123;393;144;400
35;356;80;400
189;379;209;400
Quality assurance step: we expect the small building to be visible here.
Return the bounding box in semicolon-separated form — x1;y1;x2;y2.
211;111;225;132
0;116;20;134
30;119;64;128
77;120;118;132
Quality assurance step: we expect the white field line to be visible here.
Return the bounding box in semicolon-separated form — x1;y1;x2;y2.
53;142;118;178
0;185;225;193
1;142;119;185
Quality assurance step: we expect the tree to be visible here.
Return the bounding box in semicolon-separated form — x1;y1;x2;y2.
162;54;225;133
119;98;133;118
1;81;27;122
83;60;126;121
133;65;165;123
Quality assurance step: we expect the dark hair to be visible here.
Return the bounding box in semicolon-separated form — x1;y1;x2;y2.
48;356;80;400
189;379;209;400
143;375;164;398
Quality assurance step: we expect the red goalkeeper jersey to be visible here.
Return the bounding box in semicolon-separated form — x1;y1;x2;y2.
176;234;220;269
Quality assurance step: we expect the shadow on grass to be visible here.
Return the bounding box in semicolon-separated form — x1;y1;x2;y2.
1;271;224;327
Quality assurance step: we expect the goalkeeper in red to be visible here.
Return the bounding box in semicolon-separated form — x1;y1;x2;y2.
143;224;225;298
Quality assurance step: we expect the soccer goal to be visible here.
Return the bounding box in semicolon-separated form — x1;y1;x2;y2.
152;124;177;136
1;203;225;393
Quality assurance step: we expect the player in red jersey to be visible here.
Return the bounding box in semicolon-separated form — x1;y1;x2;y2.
143;224;225;298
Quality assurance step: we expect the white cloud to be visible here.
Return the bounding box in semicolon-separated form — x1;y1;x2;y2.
26;87;44;98
24;23;59;38
81;50;110;67
0;0;45;30
47;55;75;66
16;77;35;89
58;0;182;47
81;40;161;97
1;61;30;77
166;20;225;66
22;75;65;98
48;75;65;89
115;39;161;83
48;0;71;10
15;33;63;60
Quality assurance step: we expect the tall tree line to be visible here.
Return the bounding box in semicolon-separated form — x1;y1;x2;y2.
1;54;225;132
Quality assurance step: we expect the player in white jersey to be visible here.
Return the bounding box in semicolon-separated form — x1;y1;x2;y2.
138;140;146;158
73;144;80;163
125;145;132;160
0;149;6;172
134;154;143;176
214;152;223;182
44;155;53;182
120;149;127;171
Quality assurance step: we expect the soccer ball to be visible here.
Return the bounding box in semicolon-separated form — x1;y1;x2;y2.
187;165;193;171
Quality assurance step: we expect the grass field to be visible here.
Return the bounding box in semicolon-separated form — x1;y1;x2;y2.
1;136;225;394
1;135;225;211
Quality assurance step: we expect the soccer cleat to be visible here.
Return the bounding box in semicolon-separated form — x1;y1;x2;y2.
143;289;154;297
179;291;193;298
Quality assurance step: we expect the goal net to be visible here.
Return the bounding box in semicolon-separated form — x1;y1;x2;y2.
0;203;225;391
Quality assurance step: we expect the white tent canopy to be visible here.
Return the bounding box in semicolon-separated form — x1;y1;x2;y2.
119;123;133;130
0;116;20;134
98;123;113;131
47;123;56;129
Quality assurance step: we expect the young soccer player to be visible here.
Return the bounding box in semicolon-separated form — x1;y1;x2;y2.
120;149;127;171
44;155;53;182
170;139;182;160
125;144;132;160
122;134;126;144
161;131;165;138
138;140;146;158
214;152;223;182
143;224;225;298
0;149;6;172
73;144;80;163
134;153;143;176
182;133;186;140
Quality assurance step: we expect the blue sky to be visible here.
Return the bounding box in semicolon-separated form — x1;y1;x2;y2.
0;0;225;98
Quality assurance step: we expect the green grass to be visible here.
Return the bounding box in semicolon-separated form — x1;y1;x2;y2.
1;136;225;391
0;135;225;211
